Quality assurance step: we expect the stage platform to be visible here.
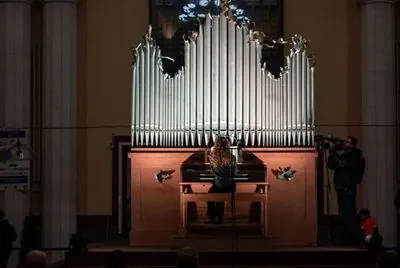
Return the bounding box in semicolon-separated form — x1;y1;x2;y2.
65;242;378;268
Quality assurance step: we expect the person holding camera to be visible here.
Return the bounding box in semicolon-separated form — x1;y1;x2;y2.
327;136;365;245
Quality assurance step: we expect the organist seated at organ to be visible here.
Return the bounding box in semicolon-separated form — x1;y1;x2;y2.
205;136;237;224
181;136;267;229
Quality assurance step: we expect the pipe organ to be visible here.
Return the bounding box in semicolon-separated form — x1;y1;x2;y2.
129;9;318;248
131;15;315;148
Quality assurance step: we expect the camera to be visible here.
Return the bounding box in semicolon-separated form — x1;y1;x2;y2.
315;134;344;150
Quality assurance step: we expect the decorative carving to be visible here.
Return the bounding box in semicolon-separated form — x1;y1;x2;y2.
274;34;310;56
308;53;316;67
144;25;154;43
155;170;175;183
129;43;142;67
291;34;309;53
183;30;199;42
271;166;297;182
221;0;230;17
248;30;266;44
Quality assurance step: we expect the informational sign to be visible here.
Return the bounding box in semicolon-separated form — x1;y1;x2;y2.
0;129;31;190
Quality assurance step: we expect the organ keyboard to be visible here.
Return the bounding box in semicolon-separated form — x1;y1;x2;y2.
181;150;265;183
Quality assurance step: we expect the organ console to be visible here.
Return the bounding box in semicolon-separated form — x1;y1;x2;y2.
128;1;318;249
181;149;265;183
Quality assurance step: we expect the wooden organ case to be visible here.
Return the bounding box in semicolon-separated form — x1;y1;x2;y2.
129;8;317;249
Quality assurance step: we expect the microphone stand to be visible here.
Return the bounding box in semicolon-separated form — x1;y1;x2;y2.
321;145;333;245
229;145;238;268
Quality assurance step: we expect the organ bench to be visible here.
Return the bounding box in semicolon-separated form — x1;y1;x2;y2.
178;182;269;237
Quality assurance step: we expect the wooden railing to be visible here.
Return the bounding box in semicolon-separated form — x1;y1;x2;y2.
178;182;268;237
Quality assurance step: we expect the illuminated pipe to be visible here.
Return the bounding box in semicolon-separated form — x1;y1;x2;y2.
211;15;219;139
184;41;190;146
274;76;276;146
131;64;136;147
131;17;316;148
243;33;249;145
220;16;227;135
311;63;315;145
150;47;155;145
301;51;307;145
260;67;265;146
155;50;161;146
190;40;196;144
283;70;288;146
197;24;204;144
204;16;211;145
249;42;256;146
236;25;243;143
268;73;272;146
228;21;235;141
256;45;262;145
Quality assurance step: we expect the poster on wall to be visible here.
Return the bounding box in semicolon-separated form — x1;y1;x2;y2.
149;0;284;76
0;129;31;190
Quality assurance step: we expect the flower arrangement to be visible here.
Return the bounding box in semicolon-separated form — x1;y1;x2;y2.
271;166;296;182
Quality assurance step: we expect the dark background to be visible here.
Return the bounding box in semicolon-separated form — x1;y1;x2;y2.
149;0;284;76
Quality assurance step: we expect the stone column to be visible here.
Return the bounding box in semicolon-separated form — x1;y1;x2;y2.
0;0;31;259
42;0;77;261
360;0;398;247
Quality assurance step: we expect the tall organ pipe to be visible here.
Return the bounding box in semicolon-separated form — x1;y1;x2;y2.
131;16;315;147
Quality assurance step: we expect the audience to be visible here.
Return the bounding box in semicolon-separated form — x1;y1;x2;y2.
105;250;126;268
68;233;88;253
24;250;47;268
0;210;17;268
176;247;199;268
376;252;398;268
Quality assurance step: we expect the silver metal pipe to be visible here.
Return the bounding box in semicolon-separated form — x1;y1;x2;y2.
220;16;228;135
190;40;196;144
131;17;315;148
184;41;190;146
150;47;156;146
228;21;236;140
236;25;243;143
211;15;219;137
131;64;137;147
243;34;250;146
249;42;256;146
198;24;204;144
145;43;151;146
204;17;211;145
261;67;265;146
256;45;262;145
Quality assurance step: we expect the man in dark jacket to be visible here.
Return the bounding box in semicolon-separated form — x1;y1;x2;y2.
327;136;364;245
0;210;17;268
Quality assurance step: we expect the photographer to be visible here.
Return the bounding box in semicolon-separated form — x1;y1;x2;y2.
327;136;365;245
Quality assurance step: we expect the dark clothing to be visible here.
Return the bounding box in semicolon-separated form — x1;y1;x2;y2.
0;219;17;268
68;234;88;252
327;148;364;244
336;188;361;244
207;156;237;223
207;183;236;223
0;249;11;268
211;164;236;189
327;148;363;190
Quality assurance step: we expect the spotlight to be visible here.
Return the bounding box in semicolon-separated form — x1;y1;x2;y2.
155;170;175;183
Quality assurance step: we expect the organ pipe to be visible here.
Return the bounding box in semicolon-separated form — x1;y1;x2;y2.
131;15;315;148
